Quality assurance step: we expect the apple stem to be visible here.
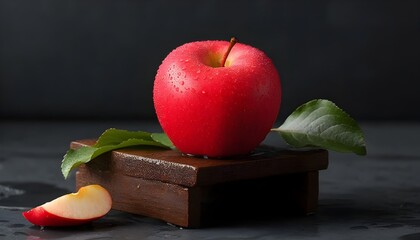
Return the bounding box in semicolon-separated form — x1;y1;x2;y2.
221;37;237;67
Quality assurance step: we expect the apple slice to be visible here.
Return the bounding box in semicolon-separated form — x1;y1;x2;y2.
22;184;112;227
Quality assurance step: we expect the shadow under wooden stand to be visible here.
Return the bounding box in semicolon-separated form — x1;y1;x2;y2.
73;139;328;228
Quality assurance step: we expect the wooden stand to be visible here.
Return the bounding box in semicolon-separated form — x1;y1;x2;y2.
73;139;328;228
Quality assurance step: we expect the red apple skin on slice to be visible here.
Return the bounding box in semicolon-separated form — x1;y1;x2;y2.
22;184;112;227
22;206;103;227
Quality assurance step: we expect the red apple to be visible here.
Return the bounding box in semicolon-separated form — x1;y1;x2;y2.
22;184;112;227
153;38;281;157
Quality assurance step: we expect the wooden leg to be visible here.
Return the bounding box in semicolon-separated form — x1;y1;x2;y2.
293;171;319;215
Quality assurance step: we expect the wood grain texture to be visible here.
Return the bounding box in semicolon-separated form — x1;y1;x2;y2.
74;139;328;227
76;165;199;227
71;139;328;187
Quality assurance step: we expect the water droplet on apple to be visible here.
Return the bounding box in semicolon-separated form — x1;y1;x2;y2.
180;81;184;85
196;70;201;74
202;90;206;94
185;59;190;62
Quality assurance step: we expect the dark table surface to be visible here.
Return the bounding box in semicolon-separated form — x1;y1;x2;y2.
1;120;419;240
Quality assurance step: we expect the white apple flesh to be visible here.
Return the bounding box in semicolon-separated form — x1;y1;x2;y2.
22;184;112;227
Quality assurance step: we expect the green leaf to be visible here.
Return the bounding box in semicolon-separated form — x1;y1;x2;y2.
61;146;97;180
272;99;367;155
151;133;175;149
61;129;172;179
95;128;153;147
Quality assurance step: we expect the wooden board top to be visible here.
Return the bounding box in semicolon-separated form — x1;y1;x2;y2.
71;139;328;187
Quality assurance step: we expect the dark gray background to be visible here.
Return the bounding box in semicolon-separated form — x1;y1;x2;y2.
1;0;419;121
